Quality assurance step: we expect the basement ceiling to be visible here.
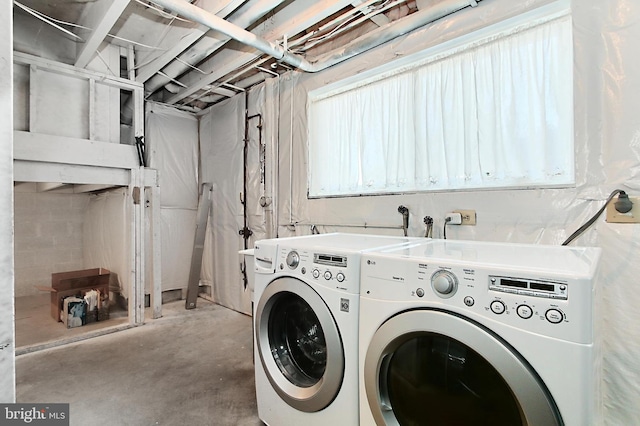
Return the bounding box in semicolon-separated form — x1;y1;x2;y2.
12;0;461;113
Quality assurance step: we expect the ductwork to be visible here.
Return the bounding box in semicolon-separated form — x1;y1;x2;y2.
144;0;288;95
151;0;480;74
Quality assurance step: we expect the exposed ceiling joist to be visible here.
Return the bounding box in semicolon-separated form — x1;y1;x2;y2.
75;0;131;69
135;0;247;83
161;0;363;105
13;0;477;111
142;0;288;96
352;0;390;26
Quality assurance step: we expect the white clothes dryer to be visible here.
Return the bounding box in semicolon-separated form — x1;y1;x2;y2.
359;239;601;426
253;233;418;426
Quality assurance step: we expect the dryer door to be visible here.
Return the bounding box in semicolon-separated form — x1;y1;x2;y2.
255;277;345;412
364;310;562;426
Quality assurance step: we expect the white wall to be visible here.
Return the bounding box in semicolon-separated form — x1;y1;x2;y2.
13;187;90;297
0;0;15;403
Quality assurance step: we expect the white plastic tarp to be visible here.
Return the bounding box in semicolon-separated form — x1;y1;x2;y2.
146;102;199;292
199;95;251;314
241;0;640;422
83;189;131;299
157;0;639;420
197;83;277;314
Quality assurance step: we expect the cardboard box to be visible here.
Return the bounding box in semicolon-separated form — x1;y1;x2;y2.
40;268;111;322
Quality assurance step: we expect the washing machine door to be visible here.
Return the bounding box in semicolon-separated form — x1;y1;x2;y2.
364;310;562;426
255;277;345;412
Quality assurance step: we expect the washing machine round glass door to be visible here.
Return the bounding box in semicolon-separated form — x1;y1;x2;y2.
364;310;562;426
255;277;345;412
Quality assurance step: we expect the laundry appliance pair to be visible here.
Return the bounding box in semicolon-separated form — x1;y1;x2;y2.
252;233;417;426
253;234;602;426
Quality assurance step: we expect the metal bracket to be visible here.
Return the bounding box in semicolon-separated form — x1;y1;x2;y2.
239;227;253;238
135;136;147;167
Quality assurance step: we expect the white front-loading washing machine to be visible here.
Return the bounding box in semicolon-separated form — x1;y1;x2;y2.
253;233;418;426
359;239;602;426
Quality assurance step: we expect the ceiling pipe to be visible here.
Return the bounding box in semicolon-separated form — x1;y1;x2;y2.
145;0;287;95
151;0;479;74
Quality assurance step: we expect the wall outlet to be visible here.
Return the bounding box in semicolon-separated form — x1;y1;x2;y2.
606;196;640;223
453;210;476;225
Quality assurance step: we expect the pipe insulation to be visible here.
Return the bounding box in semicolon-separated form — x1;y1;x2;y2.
150;0;479;73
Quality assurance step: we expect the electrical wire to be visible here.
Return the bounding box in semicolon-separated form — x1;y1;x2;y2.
14;1;85;41
561;189;627;246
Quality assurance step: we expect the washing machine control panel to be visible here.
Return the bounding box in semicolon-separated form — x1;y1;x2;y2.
276;247;358;292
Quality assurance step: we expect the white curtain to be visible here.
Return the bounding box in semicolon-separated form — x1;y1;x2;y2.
308;15;573;197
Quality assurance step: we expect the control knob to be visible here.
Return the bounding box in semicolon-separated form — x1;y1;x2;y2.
431;270;458;298
286;251;300;269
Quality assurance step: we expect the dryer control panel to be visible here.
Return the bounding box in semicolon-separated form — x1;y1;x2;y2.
489;276;568;300
361;253;598;345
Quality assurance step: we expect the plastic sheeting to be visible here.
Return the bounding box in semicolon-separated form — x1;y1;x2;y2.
146;102;199;292
152;0;640;420
268;0;640;422
198;81;278;315
199;95;250;314
83;189;131;299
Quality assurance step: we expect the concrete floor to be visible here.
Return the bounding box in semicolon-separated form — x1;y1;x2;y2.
14;293;129;353
15;298;263;426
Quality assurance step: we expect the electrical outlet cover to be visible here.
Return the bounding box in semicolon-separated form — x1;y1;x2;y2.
606;196;640;223
454;210;476;225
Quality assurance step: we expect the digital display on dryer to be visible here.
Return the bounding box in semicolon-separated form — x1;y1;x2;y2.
501;279;527;288
489;275;568;300
314;253;347;267
530;282;555;292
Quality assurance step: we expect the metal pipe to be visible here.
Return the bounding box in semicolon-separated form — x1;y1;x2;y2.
151;0;479;74
151;0;311;68
145;0;287;93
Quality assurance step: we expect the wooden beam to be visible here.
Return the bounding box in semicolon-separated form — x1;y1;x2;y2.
352;0;390;26
73;183;120;193
36;182;68;192
166;0;358;104
14;131;139;170
75;0;131;69
14;161;131;186
135;0;246;83
15;52;143;92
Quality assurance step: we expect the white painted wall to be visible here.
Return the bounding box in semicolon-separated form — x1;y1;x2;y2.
0;0;15;403
13;186;90;297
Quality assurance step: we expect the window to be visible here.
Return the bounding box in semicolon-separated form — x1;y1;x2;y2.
308;8;573;198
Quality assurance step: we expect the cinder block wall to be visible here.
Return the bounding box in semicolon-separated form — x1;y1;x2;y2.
14;187;90;297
